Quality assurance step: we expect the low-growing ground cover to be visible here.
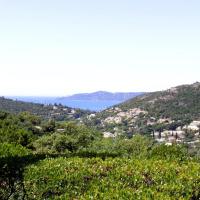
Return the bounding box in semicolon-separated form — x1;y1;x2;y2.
24;157;200;200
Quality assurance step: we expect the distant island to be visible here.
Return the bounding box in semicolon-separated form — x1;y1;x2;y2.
58;91;144;101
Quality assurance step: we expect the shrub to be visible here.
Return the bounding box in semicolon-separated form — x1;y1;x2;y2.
24;157;200;199
85;135;153;158
0;143;31;158
0;143;32;200
149;144;189;161
33;123;102;154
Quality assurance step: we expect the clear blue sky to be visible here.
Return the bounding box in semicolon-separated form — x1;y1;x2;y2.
0;0;200;96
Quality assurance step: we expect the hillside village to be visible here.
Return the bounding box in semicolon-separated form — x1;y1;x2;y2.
86;83;200;147
88;107;200;146
152;120;200;146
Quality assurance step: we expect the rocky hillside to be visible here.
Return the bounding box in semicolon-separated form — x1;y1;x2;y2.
0;97;91;121
85;82;200;145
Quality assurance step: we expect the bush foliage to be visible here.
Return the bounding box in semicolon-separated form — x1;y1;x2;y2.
24;157;200;199
0;110;200;199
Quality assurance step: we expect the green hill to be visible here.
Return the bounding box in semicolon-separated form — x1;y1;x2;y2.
85;82;200;139
120;82;200;121
0;97;91;121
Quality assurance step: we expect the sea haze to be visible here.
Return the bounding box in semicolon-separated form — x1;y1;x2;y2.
8;92;143;111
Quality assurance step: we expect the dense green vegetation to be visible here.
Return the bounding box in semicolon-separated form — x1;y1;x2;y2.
1;84;200;199
0;109;200;199
1;138;200;199
24;157;200;199
32;122;102;154
0;111;41;146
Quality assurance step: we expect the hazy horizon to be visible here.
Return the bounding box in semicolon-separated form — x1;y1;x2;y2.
0;0;200;96
5;91;144;97
2;81;199;97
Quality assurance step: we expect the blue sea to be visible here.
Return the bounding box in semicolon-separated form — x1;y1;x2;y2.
8;97;120;112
